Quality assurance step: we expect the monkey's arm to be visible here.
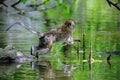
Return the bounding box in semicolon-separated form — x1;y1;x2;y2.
67;36;81;44
6;22;44;36
73;38;81;42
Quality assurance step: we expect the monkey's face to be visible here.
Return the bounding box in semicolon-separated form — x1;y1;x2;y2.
64;19;75;33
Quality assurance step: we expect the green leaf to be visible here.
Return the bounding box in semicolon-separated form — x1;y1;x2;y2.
21;0;27;3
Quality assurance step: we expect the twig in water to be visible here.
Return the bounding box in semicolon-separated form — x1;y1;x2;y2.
107;52;112;61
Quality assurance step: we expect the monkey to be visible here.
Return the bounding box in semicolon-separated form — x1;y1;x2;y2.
6;19;80;58
30;19;76;58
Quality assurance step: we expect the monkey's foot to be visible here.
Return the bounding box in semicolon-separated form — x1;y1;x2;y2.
31;46;37;56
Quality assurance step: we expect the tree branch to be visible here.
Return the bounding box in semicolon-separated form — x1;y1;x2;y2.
11;0;21;7
11;5;57;15
106;0;120;10
0;0;8;7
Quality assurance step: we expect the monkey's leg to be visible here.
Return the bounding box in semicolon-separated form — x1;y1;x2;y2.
31;45;51;57
31;46;49;54
37;48;50;54
31;46;38;56
35;48;50;58
37;43;52;58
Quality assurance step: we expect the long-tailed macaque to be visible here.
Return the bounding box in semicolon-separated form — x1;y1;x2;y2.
6;19;80;58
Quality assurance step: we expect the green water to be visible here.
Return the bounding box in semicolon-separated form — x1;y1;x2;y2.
0;0;120;80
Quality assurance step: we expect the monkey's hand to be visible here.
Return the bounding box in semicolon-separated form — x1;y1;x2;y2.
67;37;74;44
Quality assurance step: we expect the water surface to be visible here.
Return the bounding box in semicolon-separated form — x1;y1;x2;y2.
0;0;120;80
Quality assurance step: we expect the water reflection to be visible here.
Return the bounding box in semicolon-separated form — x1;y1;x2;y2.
0;42;118;80
89;61;92;80
31;61;54;79
31;61;73;80
0;62;22;75
88;55;112;80
29;43;81;80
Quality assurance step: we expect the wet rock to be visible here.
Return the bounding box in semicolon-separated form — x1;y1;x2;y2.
0;45;32;63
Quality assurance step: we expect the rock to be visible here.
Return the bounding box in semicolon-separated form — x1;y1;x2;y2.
0;45;32;63
0;45;17;60
4;45;15;50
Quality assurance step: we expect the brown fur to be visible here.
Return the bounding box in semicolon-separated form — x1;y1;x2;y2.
31;19;75;57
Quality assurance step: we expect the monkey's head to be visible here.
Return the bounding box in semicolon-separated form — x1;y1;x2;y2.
64;19;75;33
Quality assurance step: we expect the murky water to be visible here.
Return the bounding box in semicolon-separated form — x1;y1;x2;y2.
0;0;120;80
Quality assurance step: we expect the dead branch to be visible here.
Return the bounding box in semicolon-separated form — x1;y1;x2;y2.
0;0;21;7
11;0;21;7
0;0;8;7
6;22;44;37
11;5;57;15
107;52;112;61
106;0;120;10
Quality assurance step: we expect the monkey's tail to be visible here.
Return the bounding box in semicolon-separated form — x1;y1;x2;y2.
6;22;44;37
